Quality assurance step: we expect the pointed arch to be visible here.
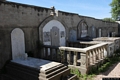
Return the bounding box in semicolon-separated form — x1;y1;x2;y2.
39;16;68;46
77;19;88;39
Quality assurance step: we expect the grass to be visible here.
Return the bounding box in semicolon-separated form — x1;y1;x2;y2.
70;68;95;80
70;49;120;80
89;52;120;74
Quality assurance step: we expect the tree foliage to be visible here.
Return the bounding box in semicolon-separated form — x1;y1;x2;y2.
110;0;120;20
103;18;115;22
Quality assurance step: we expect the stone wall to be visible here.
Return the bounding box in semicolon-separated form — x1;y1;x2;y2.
0;0;6;1
57;11;118;40
0;1;119;69
0;1;52;69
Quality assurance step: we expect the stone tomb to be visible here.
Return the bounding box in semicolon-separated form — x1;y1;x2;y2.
9;28;77;80
2;57;76;80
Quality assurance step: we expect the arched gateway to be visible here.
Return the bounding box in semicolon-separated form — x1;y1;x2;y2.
41;20;66;46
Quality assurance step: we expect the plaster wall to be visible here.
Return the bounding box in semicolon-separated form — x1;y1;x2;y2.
0;1;51;27
0;1;51;69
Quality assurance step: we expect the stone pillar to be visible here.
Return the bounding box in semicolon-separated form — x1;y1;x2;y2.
95;48;99;62
67;51;71;65
101;47;104;59
73;52;77;66
97;48;100;60
92;50;96;64
45;48;48;59
60;50;65;63
103;46;107;57
80;53;86;67
50;48;53;60
86;52;89;68
55;49;58;61
89;51;93;65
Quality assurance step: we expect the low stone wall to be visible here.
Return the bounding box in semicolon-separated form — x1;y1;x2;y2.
66;41;97;48
42;37;120;74
93;37;120;55
42;42;108;74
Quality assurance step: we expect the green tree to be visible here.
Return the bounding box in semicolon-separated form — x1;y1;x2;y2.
110;0;120;20
103;17;115;22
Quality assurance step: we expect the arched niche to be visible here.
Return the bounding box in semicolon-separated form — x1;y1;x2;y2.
77;20;88;39
39;16;68;46
98;28;102;37
91;26;96;38
42;20;66;46
69;29;77;41
11;28;25;60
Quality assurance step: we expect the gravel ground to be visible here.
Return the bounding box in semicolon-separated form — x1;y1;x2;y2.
94;62;120;80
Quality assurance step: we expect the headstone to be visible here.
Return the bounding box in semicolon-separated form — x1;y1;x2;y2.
11;28;26;60
50;26;59;46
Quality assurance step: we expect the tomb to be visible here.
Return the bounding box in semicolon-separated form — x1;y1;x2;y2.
2;57;77;80
2;27;76;80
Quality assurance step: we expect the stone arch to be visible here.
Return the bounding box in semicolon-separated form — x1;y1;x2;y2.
77;19;88;39
39;16;68;46
98;28;102;37
69;29;77;41
11;28;25;60
90;26;96;38
107;27;115;37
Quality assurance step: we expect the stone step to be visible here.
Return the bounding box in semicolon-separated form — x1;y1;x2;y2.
39;68;70;80
39;66;68;78
40;63;64;74
48;68;70;80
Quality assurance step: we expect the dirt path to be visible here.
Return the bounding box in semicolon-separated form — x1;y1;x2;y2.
94;62;120;80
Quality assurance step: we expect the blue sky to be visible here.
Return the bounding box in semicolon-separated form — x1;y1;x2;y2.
7;0;112;19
